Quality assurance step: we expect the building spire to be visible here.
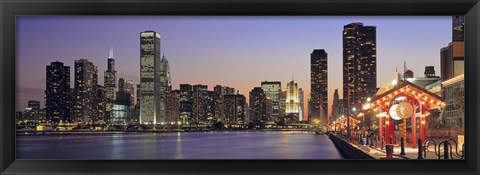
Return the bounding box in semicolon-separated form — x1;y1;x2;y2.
109;46;114;58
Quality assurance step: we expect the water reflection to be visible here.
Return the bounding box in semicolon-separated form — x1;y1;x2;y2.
17;131;344;159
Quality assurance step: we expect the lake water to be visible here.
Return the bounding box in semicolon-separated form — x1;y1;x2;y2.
16;131;344;159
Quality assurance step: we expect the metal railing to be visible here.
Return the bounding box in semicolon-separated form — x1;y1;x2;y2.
421;138;464;159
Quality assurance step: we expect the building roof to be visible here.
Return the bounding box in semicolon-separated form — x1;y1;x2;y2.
371;80;444;110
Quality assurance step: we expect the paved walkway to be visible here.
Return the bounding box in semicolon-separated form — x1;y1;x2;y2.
334;135;464;159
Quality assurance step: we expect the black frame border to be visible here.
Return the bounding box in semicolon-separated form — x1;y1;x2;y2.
1;0;479;174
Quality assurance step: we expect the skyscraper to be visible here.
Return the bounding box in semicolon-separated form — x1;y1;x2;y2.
261;81;281;122
179;84;193;124
117;78;134;107
158;54;172;123
164;90;180;124
136;84;141;108
45;61;70;123
331;89;345;122
249;87;267;124
224;94;246;125
311;49;328;125
441;43;454;81
73;59;98;123
192;84;208;124
343;22;377;116
285;79;300;123
298;88;304;122
286;80;299;114
104;48;117;102
140;31;161;125
96;85;106;122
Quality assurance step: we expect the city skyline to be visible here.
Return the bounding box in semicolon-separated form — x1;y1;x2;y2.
16;16;452;118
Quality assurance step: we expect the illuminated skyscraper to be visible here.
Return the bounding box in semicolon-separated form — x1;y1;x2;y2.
140;31;161;125
158;54;172;123
192;84;208;124
261;81;281;122
298;88;304;122
96;85;106;122
104;48;116;123
73;59;98;123
249;87;267;124
104;48;116;102
286;80;299;114
45;61;71;123
179;84;193;124
164;90;180;124
224;94;246;125
117;78;135;107
311;49;328;125
331;89;345;121
343;22;376;116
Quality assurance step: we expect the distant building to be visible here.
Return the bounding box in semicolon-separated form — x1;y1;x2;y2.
404;70;414;79
179;84;193;124
212;85;234;123
192;84;209;124
311;49;328;125
96;85;106;122
104;51;116;124
139;31;161;125
117;78;133;107
24;100;44;121
45;61;71;123
28;100;40;110
164;90;180;124
158;54;172;124
224;94;246;125
249;87;267;124
298;88;304;122
104;48;117;102
424;66;438;78
73;59;98;123
136;84;140;108
279;90;287;123
117;78;135;106
441;43;454;81
285;79;300;123
331;89;345;122
261;81;282;122
111;104;129;125
343;22;376;120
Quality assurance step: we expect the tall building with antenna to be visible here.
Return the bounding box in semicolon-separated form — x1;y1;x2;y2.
104;47;117;102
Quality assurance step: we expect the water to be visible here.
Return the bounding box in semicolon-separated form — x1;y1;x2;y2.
16;131;344;159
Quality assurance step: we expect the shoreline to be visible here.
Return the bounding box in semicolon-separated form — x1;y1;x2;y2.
16;129;318;136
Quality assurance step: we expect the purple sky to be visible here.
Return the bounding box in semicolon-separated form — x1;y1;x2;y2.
16;16;452;118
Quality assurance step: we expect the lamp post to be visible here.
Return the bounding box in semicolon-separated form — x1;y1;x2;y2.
348;107;357;142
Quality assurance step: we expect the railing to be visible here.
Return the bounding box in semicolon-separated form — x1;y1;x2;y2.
423;139;437;159
422;138;464;159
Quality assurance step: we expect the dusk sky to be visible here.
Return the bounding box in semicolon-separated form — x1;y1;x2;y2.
16;16;452;118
